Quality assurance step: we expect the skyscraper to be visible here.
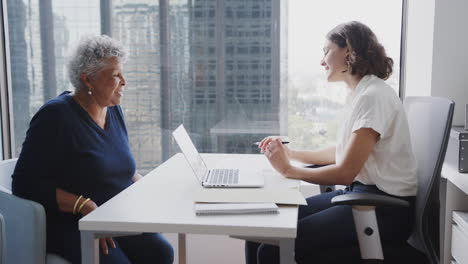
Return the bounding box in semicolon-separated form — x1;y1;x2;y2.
188;0;283;154
165;1;192;157
7;0;100;155
112;2;163;174
53;14;70;95
7;0;30;155
112;1;195;172
7;0;46;155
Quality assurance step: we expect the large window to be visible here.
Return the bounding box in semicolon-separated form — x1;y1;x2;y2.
6;0;100;156
5;0;403;174
288;0;403;150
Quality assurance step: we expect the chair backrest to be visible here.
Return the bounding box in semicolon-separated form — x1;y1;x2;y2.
404;97;454;264
0;191;47;264
0;158;18;194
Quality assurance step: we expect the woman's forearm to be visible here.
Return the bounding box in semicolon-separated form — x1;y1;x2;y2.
289;146;336;165
285;129;379;185
284;163;354;186
56;188;80;213
56;188;96;215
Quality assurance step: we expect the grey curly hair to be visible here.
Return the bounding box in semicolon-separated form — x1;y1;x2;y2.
67;34;127;90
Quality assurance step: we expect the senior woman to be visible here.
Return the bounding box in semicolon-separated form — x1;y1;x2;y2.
12;35;174;264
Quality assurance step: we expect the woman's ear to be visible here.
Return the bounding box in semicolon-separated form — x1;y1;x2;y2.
345;39;354;55
80;73;91;88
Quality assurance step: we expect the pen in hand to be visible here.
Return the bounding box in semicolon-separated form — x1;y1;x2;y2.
253;141;290;146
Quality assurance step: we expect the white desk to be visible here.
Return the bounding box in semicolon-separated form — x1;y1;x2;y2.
440;140;468;264
79;153;299;264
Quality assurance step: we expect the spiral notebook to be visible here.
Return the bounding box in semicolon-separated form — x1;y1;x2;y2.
194;202;279;215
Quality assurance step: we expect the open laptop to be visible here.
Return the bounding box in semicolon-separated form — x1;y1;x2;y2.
172;124;264;188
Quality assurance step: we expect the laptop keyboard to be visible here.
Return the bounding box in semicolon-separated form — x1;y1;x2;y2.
206;169;240;185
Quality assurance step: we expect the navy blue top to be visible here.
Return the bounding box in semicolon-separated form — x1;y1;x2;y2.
12;91;135;226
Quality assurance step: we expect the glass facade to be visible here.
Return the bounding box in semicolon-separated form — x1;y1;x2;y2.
111;1;163;173
188;0;282;156
5;0;403;174
7;0;100;155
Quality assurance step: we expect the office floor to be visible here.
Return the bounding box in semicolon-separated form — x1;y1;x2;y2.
165;233;245;264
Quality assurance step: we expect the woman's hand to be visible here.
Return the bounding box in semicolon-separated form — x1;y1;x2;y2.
79;200;116;255
264;138;292;176
258;136;291;155
132;171;143;182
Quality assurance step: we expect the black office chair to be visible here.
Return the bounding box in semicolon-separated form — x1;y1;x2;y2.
325;96;454;263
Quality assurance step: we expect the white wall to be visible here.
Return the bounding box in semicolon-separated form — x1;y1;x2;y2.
430;0;468;126
405;0;468;125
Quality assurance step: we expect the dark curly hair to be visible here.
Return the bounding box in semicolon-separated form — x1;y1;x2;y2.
326;21;393;80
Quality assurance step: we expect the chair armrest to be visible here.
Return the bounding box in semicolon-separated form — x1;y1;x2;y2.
331;193;409;207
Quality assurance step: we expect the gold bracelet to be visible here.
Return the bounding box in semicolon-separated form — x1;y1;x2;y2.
77;198;91;214
72;195;83;215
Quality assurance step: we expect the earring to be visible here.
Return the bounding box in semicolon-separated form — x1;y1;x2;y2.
88;89;92;95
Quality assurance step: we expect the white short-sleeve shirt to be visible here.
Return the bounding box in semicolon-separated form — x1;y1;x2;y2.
336;75;417;196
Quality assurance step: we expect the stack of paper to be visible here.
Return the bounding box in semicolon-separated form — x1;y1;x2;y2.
194;202;279;216
193;188;307;205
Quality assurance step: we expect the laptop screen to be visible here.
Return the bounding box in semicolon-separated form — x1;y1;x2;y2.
172;124;208;182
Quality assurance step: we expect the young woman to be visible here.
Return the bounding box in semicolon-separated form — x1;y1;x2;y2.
246;21;417;264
